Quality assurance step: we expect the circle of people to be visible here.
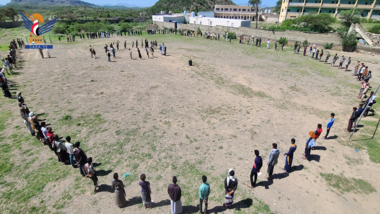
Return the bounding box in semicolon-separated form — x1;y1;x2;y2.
2;34;378;214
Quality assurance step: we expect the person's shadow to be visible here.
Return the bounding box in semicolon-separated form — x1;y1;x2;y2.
97;169;112;176
314;146;326;150
272;172;289;179
290;165;304;172
326;135;338;140
256;179;274;189
97;184;114;193
309;154;321;162
153;199;170;208
124;196;142;207
182;205;199;213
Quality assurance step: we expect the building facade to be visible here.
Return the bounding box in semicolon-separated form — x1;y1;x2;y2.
152;14;187;23
189;16;251;27
214;5;261;21
279;0;380;22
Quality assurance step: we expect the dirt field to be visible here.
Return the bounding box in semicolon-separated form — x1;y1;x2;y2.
1;32;380;214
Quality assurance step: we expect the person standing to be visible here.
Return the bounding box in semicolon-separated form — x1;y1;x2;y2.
139;174;152;209
319;49;323;60
284;138;297;172
358;81;367;99
347;107;357;132
65;136;76;168
345;57;351;71
364;92;376;117
168;176;182;214
199;175;210;214
92;48;96;59
303;45;307;56
129;49;133;60
303;132;316;161
275;42;278;50
358;64;366;81
324;113;335;139
107;51;111;62
137;48;142;60
267;143;280;180
150;46;155;58
267;39;270;48
223;169;238;209
163;44;167;56
112;173;127;208
353;60;360;76
315;49;319;60
338;55;345;68
145;47;150;59
324;52;331;64
124;40;127;49
311;48;315;58
85;157;99;194
38;49;44;58
297;44;301;54
248;150;262;188
281;42;285;51
364;71;372;83
259;38;262;47
89;45;93;58
331;54;338;67
104;44;108;53
74;142;87;176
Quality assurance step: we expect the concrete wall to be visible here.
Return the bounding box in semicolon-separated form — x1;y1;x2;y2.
189;17;251;28
154;21;342;46
197;11;215;17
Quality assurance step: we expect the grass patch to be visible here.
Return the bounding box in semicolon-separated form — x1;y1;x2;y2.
320;173;376;194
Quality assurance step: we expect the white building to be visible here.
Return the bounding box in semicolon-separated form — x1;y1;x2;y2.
152;14;186;23
189;16;251;28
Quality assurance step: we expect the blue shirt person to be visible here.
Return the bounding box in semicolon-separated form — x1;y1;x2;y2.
324;113;335;139
199;175;210;213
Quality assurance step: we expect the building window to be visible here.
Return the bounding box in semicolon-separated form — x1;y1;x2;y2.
200;21;202;25
297;9;300;12
233;9;237;11
216;8;220;11
287;9;290;12
282;9;284;12
242;9;246;11
248;9;250;11
332;1;334;3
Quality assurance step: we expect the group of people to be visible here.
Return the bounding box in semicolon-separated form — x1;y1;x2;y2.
1;39;21;98
88;39;166;62
3;29;379;214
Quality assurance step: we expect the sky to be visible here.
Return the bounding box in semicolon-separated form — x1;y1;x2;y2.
0;0;278;7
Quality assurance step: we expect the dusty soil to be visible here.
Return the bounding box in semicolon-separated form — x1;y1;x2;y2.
1;33;380;214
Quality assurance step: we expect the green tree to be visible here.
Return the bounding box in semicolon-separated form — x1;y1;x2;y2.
4;8;18;21
340;9;361;27
249;0;262;29
342;33;357;52
273;0;282;13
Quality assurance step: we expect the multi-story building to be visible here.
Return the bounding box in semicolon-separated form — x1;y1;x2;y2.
214;5;261;21
279;0;380;23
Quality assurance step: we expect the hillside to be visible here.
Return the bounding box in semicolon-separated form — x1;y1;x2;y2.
7;0;95;6
148;0;235;15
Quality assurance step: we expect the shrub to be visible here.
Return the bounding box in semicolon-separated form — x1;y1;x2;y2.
197;27;202;34
278;13;335;33
302;39;309;47
226;31;236;39
342;33;357;52
324;43;334;49
368;24;380;34
278;37;288;45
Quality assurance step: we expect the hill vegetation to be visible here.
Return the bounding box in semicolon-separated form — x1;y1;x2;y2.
147;0;235;15
7;0;95;6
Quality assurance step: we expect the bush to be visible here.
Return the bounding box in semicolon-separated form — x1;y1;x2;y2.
278;37;288;45
197;27;202;34
368;24;380;34
342;33;357;52
324;43;333;49
302;39;309;47
278;13;336;33
226;31;236;39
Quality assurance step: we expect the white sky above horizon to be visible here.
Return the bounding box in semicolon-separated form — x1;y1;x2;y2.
0;0;278;7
